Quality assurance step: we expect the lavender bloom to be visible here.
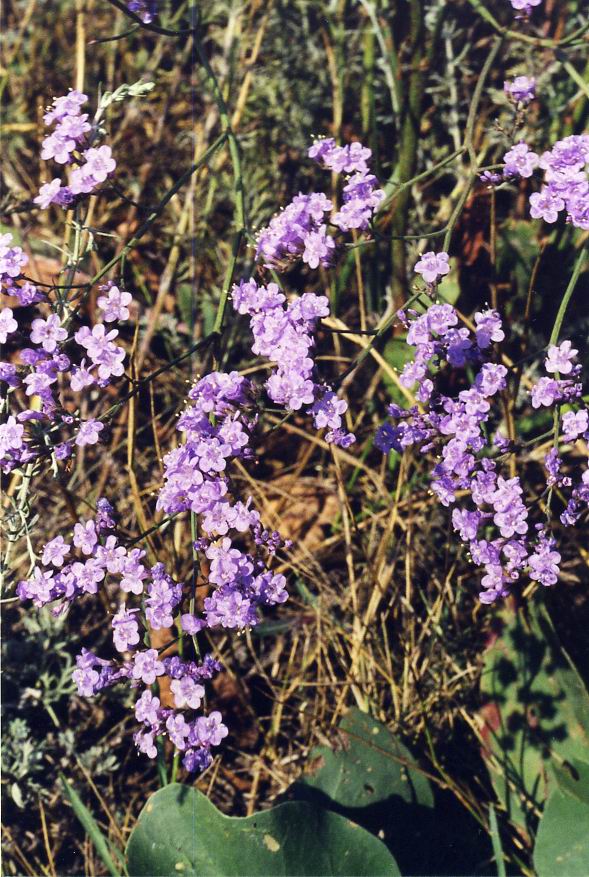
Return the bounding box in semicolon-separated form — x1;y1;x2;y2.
414;251;450;284
135;690;161;726
0;308;18;343
504;76;536;104
132;649;165;685
170;677;205;710
134;730;157;759
127;0;158;23
503;142;539;179
75;419;104;447
528;531;561;586
42;535;71;567
562;408;588;442
112;605;141;652
190;711;228;748
97;284;133;322
545;340;578;375
509;0;542;11
0;233;28;287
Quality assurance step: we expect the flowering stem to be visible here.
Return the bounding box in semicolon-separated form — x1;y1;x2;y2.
466;0;589;48
192;32;248;336
549;245;587;348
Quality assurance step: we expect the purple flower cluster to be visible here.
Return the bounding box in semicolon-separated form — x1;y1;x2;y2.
376;303;587;603
528;135;589;229
16;490;241;771
0;251;130;471
254;137;383;269
157;370;289;631
231;278;355;447
34;90;116;209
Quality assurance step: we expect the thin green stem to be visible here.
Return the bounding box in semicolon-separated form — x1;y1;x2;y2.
466;0;589;48
549;245;587;347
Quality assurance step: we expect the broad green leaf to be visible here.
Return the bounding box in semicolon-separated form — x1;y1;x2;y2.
553;758;589;806
480;604;589;836
298;707;433;810
534;788;589;876
126;784;399;877
287;709;447;874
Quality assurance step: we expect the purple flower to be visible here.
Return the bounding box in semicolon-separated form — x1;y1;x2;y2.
503;142;539;179
30;314;68;352
42;535;71;567
0;416;25;461
73;651;101;696
545;340;578;375
190;711;228;748
509;0;542;11
97;284;133;322
414;251;450;284
0;308;18;343
170;677;205;710
529;188;565;224
475;363;508;397
112;605;141;652
474;310;505;348
134;729;157;759
528;531;561;586
302;225;335;269
165;714;190;750
504;76;536;104
73;519;98;555
530;377;559;408
561;408;588;442
75;419;104;447
135;689;161;726
127;0;158;23
132;649;164;685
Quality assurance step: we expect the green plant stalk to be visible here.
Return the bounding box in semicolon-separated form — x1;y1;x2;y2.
60;775;125;877
390;0;427;306
193;32;248;336
466;0;589;48
559;56;589;101
549;245;587;347
488;804;507;877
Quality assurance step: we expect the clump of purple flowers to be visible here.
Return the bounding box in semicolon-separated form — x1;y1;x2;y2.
17;369;290;770
254;137;383;270
529;135;589;230
376;302;588;604
34;90;117;209
231;279;355;447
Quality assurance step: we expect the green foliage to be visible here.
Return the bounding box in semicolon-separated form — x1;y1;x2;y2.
533;759;589;876
61;775;126;877
480;603;589;837
126;784;399;877
296;707;433;810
